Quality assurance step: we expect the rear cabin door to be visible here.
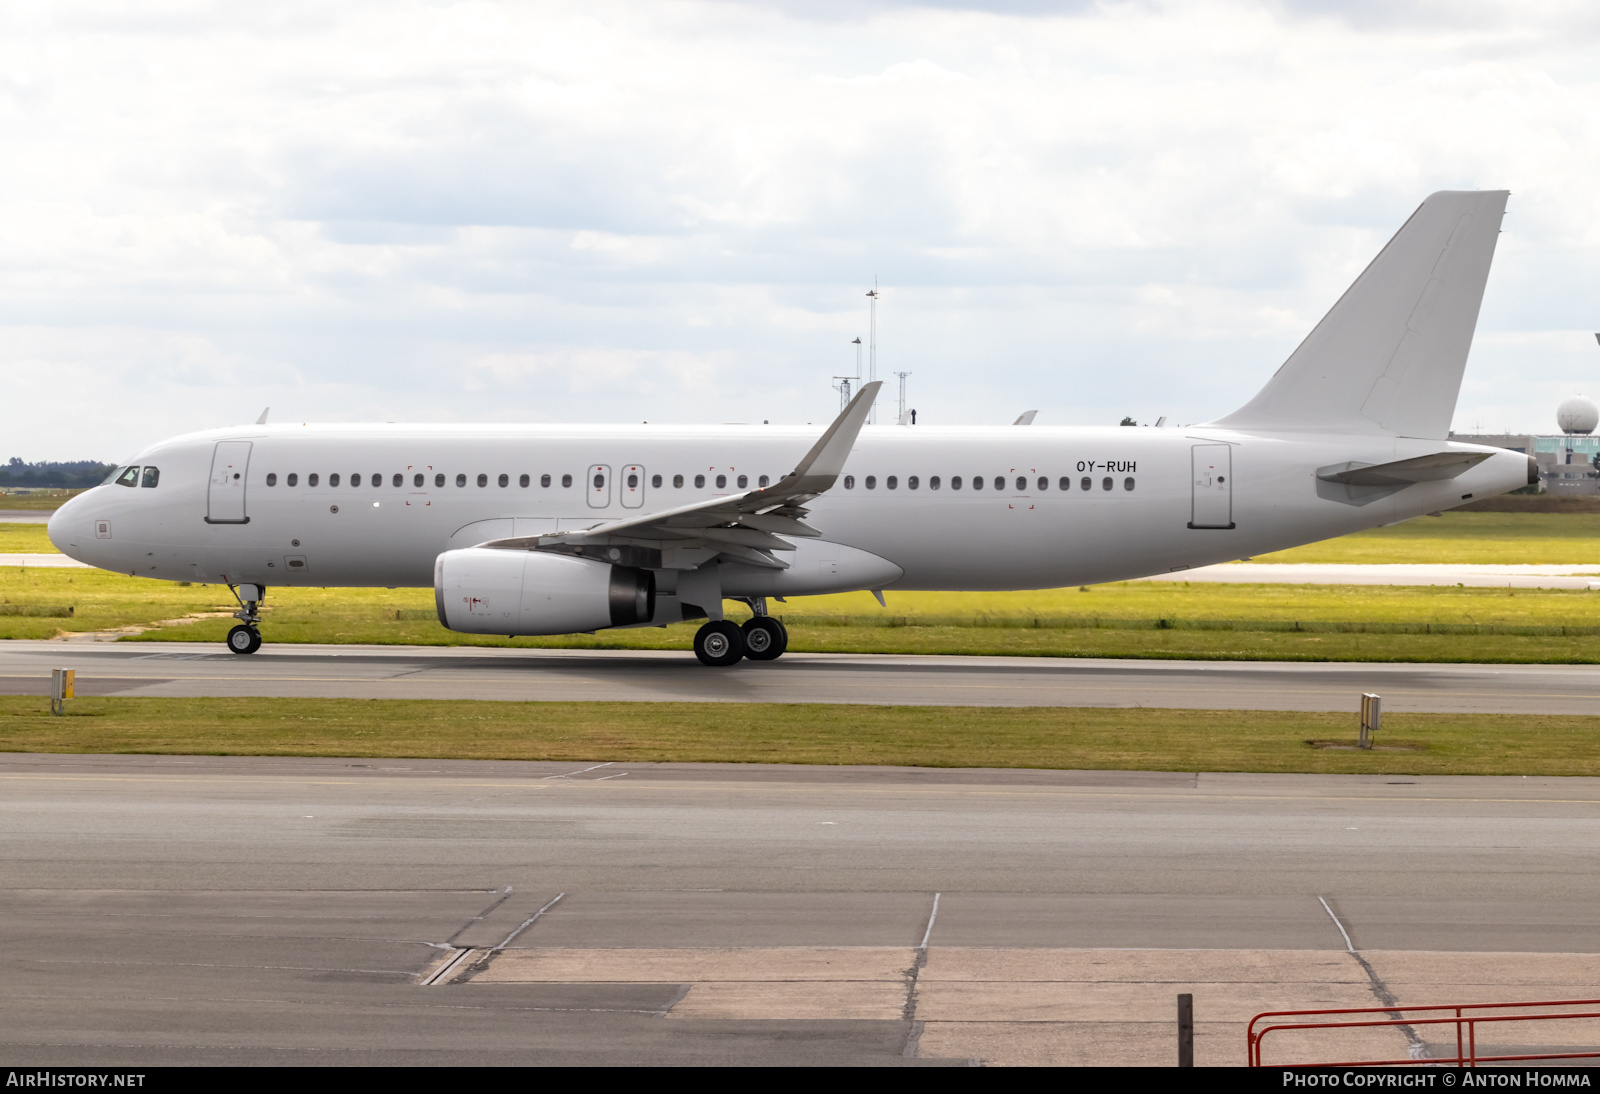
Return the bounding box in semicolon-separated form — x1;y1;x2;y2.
587;464;612;508
207;441;253;524
1189;444;1235;529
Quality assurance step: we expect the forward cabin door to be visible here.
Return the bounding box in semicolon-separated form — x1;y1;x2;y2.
1189;444;1234;529
206;441;253;524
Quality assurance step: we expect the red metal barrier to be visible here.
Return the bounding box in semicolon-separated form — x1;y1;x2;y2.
1248;999;1600;1067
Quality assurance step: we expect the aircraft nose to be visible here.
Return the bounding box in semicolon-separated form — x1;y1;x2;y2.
47;492;90;556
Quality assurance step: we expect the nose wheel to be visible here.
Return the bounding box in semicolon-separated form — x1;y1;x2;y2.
225;584;266;654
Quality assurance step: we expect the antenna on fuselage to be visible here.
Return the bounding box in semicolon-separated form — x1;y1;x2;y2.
255;407;270;425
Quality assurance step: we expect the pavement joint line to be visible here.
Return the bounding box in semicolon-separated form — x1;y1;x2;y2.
493;893;566;951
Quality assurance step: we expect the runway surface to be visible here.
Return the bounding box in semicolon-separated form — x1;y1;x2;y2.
2;638;1599;713
5;752;1600;1065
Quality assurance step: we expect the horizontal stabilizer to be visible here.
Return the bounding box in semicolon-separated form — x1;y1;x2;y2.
1316;451;1489;487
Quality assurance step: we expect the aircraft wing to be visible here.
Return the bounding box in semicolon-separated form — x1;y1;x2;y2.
475;381;882;569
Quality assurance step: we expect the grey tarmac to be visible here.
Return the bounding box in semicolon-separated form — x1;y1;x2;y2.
5;754;1600;1065
3;639;1600;713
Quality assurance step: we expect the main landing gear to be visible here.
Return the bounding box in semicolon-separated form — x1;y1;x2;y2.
225;584;265;655
692;598;789;667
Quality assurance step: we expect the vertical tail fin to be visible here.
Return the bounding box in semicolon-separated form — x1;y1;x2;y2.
1213;190;1508;439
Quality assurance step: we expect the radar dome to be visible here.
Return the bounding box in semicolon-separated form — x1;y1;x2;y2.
1558;394;1599;435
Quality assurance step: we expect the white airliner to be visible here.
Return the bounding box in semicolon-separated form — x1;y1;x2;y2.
49;190;1534;665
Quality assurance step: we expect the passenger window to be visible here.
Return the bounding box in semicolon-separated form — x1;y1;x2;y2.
562;474;573;488
930;476;940;490
414;473;424;488
652;474;662;488
1124;477;1136;491
372;472;381;487
1080;476;1091;491
908;476;919;490
972;476;982;491
1037;476;1047;491
330;473;341;487
1015;476;1025;491
520;474;530;487
393;473;403;487
498;473;509;487
996;477;1006;491
455;473;465;487
287;473;298;487
736;474;747;488
352;473;362;487
593;472;605;489
477;474;488;487
673;474;683;488
541;474;551;487
693;474;705;488
141;466;160;488
951;476;961;490
758;475;769;487
886;476;897;490
1102;477;1113;491
715;474;726;489
628;473;639;488
865;475;877;489
266;472;277;487
115;466;139;488
1059;476;1069;491
434;474;444;488
308;473;319;487
843;475;854;489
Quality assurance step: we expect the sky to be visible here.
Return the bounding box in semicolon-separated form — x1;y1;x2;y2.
3;0;1599;459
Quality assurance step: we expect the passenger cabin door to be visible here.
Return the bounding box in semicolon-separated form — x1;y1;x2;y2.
1189;444;1234;530
206;441;253;524
587;464;612;508
620;464;645;509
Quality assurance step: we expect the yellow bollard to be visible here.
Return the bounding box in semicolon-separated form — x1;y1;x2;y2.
50;668;75;716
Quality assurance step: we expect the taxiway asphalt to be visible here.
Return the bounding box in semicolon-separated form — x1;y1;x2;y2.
2;638;1598;713
4;753;1600;1065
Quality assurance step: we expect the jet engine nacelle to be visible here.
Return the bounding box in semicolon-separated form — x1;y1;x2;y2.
433;548;655;636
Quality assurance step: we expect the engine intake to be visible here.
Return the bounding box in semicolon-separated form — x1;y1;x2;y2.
434;548;655;636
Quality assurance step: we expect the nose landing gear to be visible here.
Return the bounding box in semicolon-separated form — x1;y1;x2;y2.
225;584;265;655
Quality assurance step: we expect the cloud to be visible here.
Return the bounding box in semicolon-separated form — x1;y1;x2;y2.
1;0;1598;457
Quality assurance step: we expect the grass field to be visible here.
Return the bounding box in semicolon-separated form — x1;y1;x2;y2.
0;490;85;511
0;524;52;551
3;565;1599;661
3;696;1599;776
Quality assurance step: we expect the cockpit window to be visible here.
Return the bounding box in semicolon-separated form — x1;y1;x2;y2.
141;467;160;488
115;466;140;488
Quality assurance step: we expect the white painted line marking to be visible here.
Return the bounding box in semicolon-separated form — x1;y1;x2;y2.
1319;895;1356;953
545;762;613;779
495;892;566;951
919;892;941;951
594;772;630;781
